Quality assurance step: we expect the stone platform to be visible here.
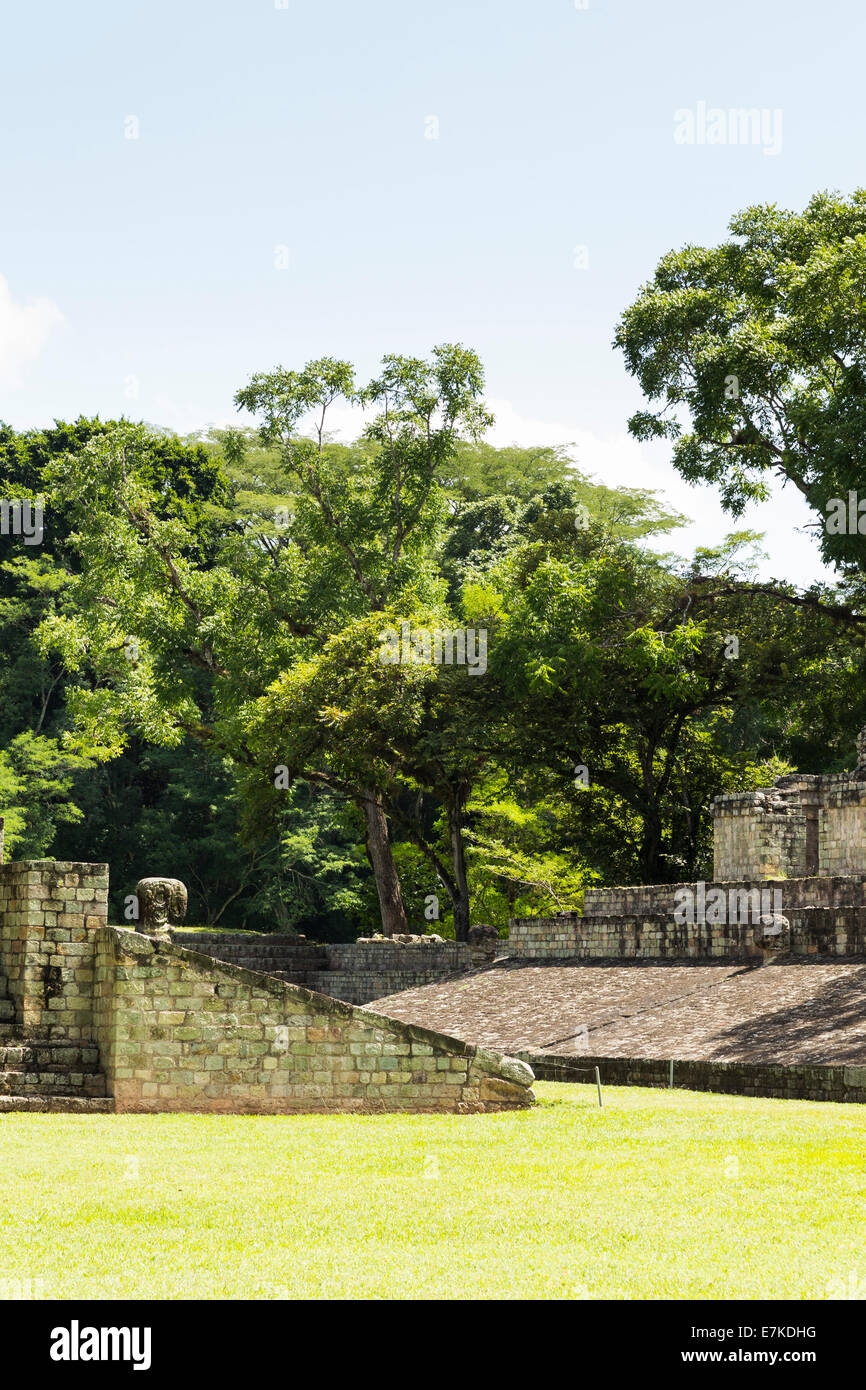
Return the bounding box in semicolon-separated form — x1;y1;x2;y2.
170;932;471;1005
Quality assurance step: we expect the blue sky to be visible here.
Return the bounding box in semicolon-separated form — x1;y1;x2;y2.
1;0;862;581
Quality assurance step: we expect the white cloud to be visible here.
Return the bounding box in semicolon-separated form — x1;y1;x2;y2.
0;273;64;386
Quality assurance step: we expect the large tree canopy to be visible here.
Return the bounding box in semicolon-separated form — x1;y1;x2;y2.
5;338;866;937
615;189;866;585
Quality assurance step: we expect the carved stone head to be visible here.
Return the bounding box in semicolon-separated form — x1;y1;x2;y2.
754;912;790;958
136;877;188;938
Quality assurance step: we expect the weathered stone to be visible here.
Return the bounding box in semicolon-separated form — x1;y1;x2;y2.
136;878;187;939
468;923;500;965
497;1054;534;1088
478;1076;532;1106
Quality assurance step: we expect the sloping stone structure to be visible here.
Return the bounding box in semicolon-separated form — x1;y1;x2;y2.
93;928;532;1114
371;956;866;1103
0;844;533;1114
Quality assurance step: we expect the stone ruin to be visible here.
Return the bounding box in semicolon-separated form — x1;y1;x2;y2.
510;728;866;963
0;839;534;1114
712;725;866;882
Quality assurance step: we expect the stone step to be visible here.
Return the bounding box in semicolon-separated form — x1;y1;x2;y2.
196;953;328;972
196;946;327;962
174;935;324;956
0;1043;100;1069
0;1095;114;1114
0;1069;106;1097
0;998;14;1022
175;933;318;947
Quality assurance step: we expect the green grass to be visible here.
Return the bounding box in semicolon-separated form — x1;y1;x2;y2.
1;1083;864;1299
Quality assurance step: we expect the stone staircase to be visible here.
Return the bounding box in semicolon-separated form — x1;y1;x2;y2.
171;932;329;985
170;931;471;1005
0;971;112;1113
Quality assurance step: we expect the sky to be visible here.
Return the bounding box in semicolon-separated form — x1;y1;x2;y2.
1;0;862;583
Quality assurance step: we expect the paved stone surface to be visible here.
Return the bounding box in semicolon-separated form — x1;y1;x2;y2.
370;958;866;1064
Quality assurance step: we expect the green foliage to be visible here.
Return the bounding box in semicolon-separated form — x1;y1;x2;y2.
615;188;866;583
0;731;92;858
2;334;865;937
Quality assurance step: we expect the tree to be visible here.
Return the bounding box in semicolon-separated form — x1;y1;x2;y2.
0;419;293;921
40;348;492;936
484;521;858;884
615;188;866;593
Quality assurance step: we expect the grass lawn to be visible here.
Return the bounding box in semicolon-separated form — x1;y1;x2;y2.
1;1082;864;1300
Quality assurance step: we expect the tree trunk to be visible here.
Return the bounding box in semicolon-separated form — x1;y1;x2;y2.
638;806;665;884
362;790;408;936
448;801;471;942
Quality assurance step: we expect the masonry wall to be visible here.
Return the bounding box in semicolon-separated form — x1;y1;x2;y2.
509;915;581;960
713;800;807;881
510;893;866;961
308;942;471;1005
0;861;108;1040
710;772;866;882
584;875;866;917
819;790;866;875
523;1052;866;1105
510;913;769;961
93;927;534;1114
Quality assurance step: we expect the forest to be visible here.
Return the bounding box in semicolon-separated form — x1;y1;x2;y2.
4;193;866;942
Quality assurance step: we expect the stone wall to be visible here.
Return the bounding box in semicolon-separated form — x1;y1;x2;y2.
0;858;533;1114
791;906;866;955
308;941;471;1005
819;788;866;876
523;1052;866;1105
584;875;866;917
712;795;807;880
509;882;866;961
171;932;472;1005
510;912;770;961
509;915;580;960
0;860;108;1040
92;927;534;1114
710;757;866;883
